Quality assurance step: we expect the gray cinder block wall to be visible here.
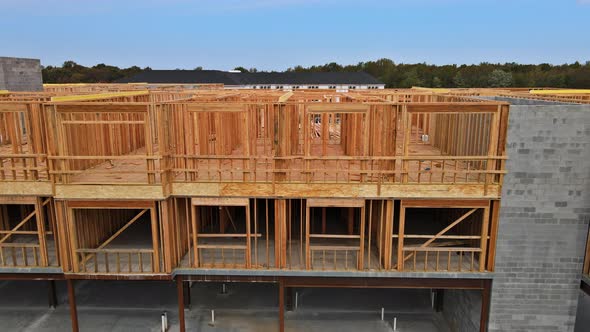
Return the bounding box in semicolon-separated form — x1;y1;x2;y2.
488;104;590;332
0;57;43;91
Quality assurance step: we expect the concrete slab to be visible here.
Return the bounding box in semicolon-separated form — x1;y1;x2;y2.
0;279;452;332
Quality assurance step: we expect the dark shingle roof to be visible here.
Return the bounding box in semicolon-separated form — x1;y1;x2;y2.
117;70;383;85
117;70;237;85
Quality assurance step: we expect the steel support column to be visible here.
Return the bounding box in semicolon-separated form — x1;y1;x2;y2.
67;279;79;332
48;280;57;309
279;279;285;332
480;279;492;332
177;276;186;332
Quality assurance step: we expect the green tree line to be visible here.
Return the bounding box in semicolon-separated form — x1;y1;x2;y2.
42;61;147;84
43;59;590;88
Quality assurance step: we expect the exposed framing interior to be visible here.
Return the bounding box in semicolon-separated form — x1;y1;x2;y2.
0;88;508;278
59;200;164;275
0;196;58;268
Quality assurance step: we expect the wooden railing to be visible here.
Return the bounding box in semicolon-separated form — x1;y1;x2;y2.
309;245;359;271
170;155;506;186
0;154;49;181
400;247;481;272
196;244;247;268
75;248;156;274
0;243;42;267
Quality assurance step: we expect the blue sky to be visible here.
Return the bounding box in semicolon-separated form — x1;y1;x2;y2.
1;0;589;70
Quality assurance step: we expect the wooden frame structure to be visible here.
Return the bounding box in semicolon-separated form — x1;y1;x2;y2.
0;87;508;277
0;86;513;332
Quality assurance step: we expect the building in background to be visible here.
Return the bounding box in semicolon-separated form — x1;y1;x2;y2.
118;69;385;90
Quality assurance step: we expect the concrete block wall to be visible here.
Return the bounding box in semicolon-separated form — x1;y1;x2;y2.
443;289;481;332
0;56;43;91
488;105;590;332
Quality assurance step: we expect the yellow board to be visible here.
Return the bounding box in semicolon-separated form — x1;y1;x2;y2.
412;86;451;93
530;89;590;95
0;90;9;95
51;90;149;102
43;83;89;87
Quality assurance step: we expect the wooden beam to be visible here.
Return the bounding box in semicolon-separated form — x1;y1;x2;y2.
191;197;249;206
307;198;365;208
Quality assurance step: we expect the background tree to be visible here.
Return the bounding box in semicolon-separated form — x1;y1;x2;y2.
488;69;513;87
43;59;590;88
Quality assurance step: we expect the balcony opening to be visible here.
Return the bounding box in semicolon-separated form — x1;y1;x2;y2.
391;201;491;272
178;197;275;269
0;198;57;268
67;203;162;274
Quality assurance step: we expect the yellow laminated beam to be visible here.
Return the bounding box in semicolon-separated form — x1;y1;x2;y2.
412;86;451;93
51;90;149;102
0;90;9;95
530;89;590;95
43;83;89;87
278;92;293;102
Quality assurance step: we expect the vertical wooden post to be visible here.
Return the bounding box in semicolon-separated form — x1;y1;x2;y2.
487;200;501;272
150;206;161;273
402;105;410;183
305;204;311;270
160;200;173;273
274;199;287;268
177;276;186;332
384;200;394;270
485;109;500;195
397;203;406;271
191;205;199;267
67;207;80;273
358;205;366;270
245;202;251;268
480;204;490;272
67;279;79;332
144;105;156;184
54;201;71;271
36;198;49;266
